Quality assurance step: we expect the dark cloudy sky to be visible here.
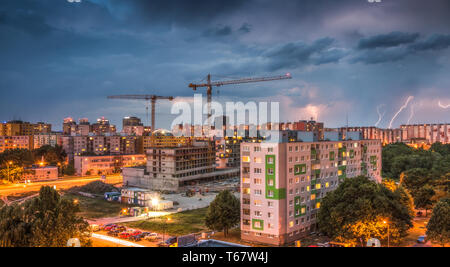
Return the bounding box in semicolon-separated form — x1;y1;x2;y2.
1;0;450;131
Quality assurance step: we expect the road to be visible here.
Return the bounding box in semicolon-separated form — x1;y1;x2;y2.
0;175;122;196
91;233;146;247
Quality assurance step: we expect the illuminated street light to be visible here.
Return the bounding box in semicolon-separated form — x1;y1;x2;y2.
151;198;159;209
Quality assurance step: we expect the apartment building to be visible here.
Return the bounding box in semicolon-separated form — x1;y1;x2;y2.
0;121;51;136
0;136;33;152
331;124;450;145
33;133;63;149
74;154;146;176
91;117;117;135
400;123;450;144
62;135;144;160
240;131;382;246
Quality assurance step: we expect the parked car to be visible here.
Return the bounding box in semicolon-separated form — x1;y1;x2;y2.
104;224;118;231
144;233;160;241
417;235;427;243
107;230;120;237
158;236;177;247
119;232;131;239
114;226;126;232
129;234;144;242
129;230;142;238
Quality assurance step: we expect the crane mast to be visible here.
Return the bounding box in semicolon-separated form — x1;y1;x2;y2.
107;95;174;132
189;73;292;126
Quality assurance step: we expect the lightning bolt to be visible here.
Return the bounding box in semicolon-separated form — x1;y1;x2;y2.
375;104;386;127
389;96;414;129
407;103;415;125
438;101;450;109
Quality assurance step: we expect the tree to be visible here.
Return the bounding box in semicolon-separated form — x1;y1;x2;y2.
205;190;240;237
395;186;415;217
426;198;450;247
318;176;413;246
400;168;431;197
414;185;436;216
0;186;91;247
63;162;76;176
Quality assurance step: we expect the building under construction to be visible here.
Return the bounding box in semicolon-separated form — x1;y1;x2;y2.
123;129;239;192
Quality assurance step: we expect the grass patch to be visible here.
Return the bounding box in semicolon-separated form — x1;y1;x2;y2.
63;193;126;219
124;208;209;236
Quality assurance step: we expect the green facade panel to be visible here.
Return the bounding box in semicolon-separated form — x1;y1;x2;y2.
252;219;264;231
265;155;286;200
294;164;307;175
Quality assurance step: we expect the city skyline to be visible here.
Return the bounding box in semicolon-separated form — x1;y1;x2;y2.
1;0;450;131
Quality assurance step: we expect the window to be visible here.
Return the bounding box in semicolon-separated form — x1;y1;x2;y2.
254;178;262;185
268;147;274;152
242;156;250;163
254;199;262;206
267;168;274;175
254;189;262;195
254;146;261;152
267;157;274;164
267;190;274;197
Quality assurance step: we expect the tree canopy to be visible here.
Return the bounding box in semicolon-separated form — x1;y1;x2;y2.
0;186;91;247
383;143;450;206
426;198;450;247
205;190;240;237
318;176;413;246
0;146;68;181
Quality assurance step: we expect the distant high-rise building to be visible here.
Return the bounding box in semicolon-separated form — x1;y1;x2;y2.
122;116;145;136
91;117;116;135
0;120;52;136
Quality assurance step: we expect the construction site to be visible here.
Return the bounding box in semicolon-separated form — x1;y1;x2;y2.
113;73;291;193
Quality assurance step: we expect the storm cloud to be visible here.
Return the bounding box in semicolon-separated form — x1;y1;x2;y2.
1;0;450;129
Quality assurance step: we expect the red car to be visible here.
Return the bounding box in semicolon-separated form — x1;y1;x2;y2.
104;224;117;231
119;232;131;239
130;231;142;237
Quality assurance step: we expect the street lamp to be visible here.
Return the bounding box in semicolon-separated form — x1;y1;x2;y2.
383;220;390;247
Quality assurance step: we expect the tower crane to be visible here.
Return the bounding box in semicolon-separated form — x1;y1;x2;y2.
107;95;174;132
189;73;292;125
